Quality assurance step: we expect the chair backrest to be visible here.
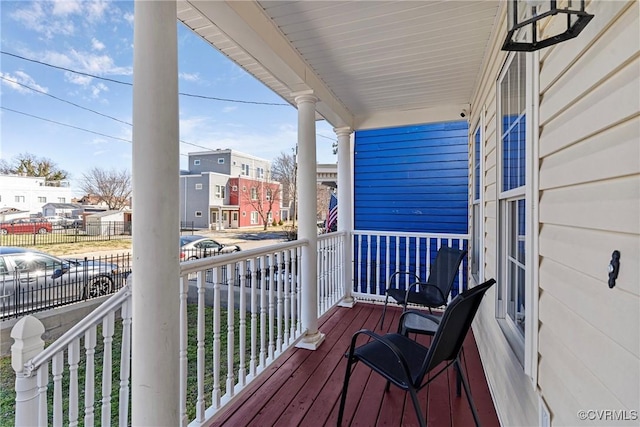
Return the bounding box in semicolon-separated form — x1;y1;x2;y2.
417;278;496;384
423;246;468;301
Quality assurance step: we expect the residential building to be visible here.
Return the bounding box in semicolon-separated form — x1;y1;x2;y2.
0;175;75;216
179;150;281;229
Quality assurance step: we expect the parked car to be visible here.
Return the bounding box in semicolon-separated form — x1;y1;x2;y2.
0;247;130;318
180;235;241;260
62;215;84;229
0;218;52;235
44;215;68;226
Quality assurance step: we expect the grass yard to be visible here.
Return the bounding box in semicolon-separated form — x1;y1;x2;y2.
0;303;256;426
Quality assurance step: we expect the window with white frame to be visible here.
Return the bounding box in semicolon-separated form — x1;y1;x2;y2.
218;158;224;164
15;195;25;203
215;185;226;199
250;211;258;224
257;167;264;179
58;197;65;203
232;185;238;191
241;163;249;176
250;187;257;200
497;52;528;359
194;159;201;166
195;211;202;217
471;125;482;282
38;197;47;203
195;183;202;190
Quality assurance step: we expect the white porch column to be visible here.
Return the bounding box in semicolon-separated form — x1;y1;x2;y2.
335;127;355;307
132;1;179;425
294;91;325;350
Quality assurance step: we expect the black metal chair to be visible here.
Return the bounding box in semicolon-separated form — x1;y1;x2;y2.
379;246;467;329
338;278;496;427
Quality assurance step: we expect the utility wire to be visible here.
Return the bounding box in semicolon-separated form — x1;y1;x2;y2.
0;76;213;151
1;50;290;106
0;106;189;158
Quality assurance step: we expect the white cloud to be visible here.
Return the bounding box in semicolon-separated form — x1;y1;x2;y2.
222;106;238;113
41;48;132;79
179;72;200;82
0;71;49;94
91;82;109;98
51;0;82;16
91;38;106;51
123;12;134;26
64;71;92;87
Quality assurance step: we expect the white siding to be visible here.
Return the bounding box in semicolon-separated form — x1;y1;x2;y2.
537;1;640;425
469;1;639;426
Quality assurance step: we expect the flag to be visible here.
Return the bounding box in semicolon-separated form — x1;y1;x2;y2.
326;192;338;233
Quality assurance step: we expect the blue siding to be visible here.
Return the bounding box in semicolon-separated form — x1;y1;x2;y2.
353;122;470;297
354;121;469;234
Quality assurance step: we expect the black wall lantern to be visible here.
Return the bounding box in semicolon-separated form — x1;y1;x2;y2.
502;0;594;52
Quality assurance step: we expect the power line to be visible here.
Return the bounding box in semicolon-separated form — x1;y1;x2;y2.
1;50;290;106
0;76;213;152
1;106;132;143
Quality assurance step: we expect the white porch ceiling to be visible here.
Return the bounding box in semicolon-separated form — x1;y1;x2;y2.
178;0;501;130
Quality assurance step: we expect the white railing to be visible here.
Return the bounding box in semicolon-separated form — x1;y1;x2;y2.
352;230;470;303
317;231;347;316
11;285;132;427
10;230;470;426
179;239;312;426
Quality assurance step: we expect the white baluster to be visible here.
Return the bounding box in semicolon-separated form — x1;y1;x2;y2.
212;266;221;408
119;296;131;427
276;252;283;355
238;260;247;386
84;326;97;426
196;270;206;422
68;338;80;427
375;235;381;297
102;311;114;427
290;249;298;339
268;254;275;361
283;250;291;345
415;237;421;282
226;262;235;397
249;258;258;377
259;255;267;367
37;364;48;425
179;274;189;426
53;351;63;426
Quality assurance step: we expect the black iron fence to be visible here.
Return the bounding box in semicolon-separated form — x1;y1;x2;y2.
0;253;131;319
0;221;196;247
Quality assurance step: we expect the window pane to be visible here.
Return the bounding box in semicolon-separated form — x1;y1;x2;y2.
506;198;526;336
474;128;481;201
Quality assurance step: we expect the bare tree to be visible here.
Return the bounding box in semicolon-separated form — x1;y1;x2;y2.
271;150;296;224
241;181;282;230
80;167;132;210
0;153;69;182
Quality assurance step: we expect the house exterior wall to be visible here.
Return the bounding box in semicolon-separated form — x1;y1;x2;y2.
0;175;75;215
535;1;639;425
179;173;211;229
188;150;271;180
229;177;281;228
469;1;639;426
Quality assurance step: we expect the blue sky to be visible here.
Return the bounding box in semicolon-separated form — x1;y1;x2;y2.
0;0;336;193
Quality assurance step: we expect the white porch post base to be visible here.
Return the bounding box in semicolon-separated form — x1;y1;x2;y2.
295;331;326;350
338;297;356;308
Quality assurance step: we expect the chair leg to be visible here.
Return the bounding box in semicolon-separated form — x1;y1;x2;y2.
408;387;427;427
454;359;481;427
379;294;389;330
338;356;355;426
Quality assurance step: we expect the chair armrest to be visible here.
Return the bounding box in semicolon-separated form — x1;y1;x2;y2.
404;282;447;305
386;271;421;292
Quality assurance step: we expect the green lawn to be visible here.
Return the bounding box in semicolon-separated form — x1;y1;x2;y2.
0;303;256;426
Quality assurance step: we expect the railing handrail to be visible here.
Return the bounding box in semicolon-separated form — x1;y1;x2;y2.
354;229;470;240
180;238;309;275
24;285;132;376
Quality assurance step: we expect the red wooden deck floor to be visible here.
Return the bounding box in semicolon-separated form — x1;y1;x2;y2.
209;303;499;427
